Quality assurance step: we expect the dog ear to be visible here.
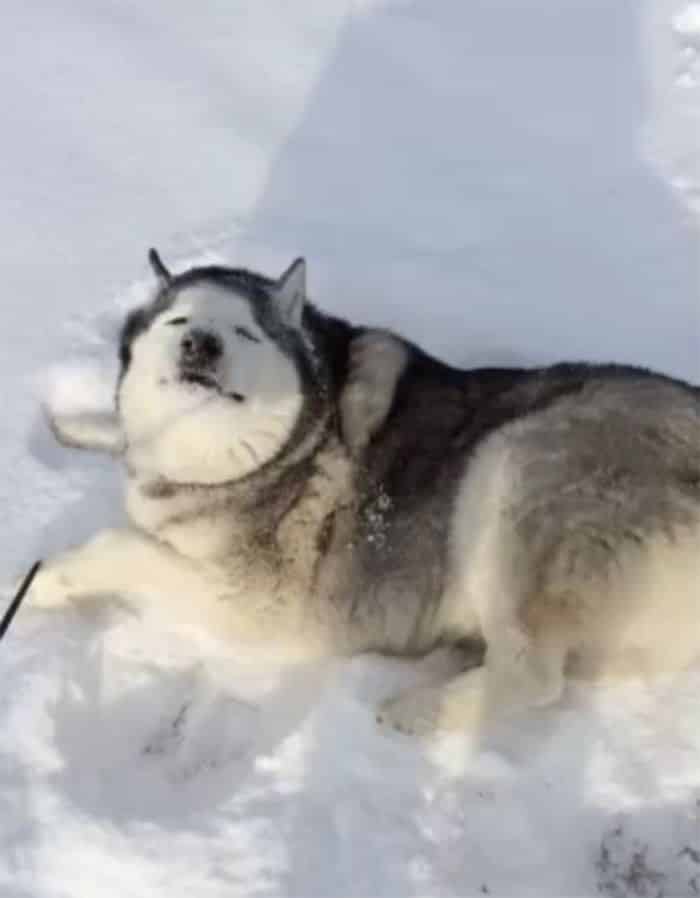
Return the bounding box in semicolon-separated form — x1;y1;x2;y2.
46;409;125;455
340;330;408;455
272;257;306;329
147;248;172;286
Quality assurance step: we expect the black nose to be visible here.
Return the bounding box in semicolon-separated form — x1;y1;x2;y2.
181;328;223;366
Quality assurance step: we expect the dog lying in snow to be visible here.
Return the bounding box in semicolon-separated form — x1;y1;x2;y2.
29;250;700;736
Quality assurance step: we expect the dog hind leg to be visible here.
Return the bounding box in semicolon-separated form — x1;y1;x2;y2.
377;628;566;737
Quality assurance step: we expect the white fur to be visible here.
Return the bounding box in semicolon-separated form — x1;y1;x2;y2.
119;284;303;484
48;410;124;453
28;528;327;662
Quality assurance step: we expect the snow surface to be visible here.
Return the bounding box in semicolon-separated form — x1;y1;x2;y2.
1;1;699;895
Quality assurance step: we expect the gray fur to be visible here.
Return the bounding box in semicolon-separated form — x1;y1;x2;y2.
31;254;700;737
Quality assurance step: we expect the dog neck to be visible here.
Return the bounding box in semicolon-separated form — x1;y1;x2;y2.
123;408;347;561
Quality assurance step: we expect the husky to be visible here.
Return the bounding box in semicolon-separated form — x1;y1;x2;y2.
29;250;700;737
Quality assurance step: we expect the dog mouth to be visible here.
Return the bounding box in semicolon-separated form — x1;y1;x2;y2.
179;370;245;403
181;370;219;391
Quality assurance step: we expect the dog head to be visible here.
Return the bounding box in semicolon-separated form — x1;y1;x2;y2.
51;251;335;486
121;251;334;484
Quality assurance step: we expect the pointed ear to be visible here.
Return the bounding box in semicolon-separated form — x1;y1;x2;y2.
272;257;306;329
148;248;172;286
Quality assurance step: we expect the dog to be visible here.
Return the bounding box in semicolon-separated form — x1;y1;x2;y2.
30;250;700;736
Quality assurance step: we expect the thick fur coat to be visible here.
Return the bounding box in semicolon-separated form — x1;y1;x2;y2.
32;252;700;736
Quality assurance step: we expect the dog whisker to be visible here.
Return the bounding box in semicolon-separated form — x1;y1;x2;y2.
254;429;285;443
266;410;298;422
225;443;246;468
240;440;260;465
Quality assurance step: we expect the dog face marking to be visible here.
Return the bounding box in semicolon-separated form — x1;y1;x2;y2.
118;266;308;485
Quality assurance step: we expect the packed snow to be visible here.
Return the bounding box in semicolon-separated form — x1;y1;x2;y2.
1;1;699;896
673;4;700;41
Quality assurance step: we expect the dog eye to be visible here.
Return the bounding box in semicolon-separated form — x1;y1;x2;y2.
234;326;261;344
167;316;189;326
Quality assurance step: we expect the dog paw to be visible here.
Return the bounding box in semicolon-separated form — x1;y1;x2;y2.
26;564;74;610
376;678;484;737
376;688;443;738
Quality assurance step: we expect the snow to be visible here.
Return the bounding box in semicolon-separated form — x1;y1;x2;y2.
1;1;699;895
673;4;700;40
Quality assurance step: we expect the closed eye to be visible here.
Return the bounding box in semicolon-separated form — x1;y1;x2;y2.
235;326;261;344
167;316;189;326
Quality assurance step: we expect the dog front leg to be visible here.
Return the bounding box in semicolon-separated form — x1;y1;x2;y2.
29;527;219;613
26;528;321;651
